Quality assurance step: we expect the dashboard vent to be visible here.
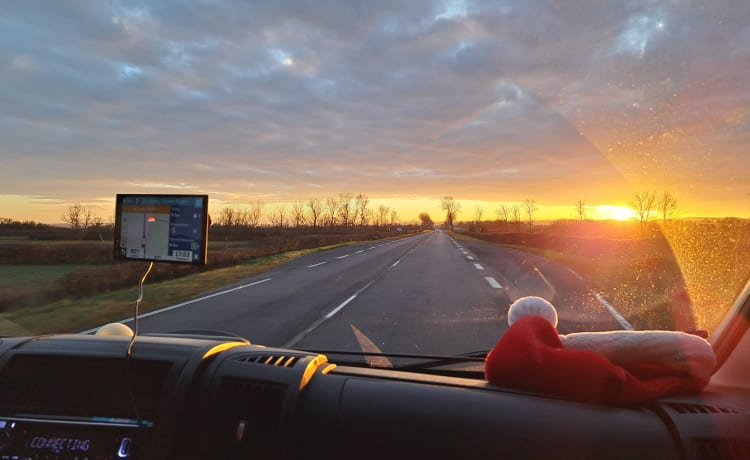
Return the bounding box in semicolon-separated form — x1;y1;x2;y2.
219;378;287;459
665;402;741;415
693;439;750;460
234;354;299;368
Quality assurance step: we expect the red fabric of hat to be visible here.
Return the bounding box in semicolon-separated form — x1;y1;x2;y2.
484;316;708;405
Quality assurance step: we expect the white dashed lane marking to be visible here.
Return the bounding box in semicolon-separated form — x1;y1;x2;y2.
474;263;484;270
325;295;357;319
335;254;350;259
485;277;503;289
307;262;327;268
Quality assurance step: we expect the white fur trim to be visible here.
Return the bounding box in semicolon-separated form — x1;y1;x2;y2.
561;330;716;381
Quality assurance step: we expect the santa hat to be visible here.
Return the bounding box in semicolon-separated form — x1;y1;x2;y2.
484;296;716;405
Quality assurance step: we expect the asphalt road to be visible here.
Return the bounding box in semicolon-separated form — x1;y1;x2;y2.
132;230;623;356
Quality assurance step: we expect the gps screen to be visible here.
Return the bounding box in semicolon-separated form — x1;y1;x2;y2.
114;194;209;265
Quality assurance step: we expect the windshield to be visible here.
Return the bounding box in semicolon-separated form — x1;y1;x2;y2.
1;1;749;360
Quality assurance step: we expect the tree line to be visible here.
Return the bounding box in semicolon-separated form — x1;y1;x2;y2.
214;193;404;230
439;196;539;232
440;190;679;234
0;217;50;230
46;189;681;233
630;190;678;226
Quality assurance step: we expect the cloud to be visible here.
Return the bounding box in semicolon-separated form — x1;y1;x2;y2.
1;0;749;219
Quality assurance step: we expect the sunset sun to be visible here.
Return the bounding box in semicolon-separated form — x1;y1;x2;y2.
596;205;636;221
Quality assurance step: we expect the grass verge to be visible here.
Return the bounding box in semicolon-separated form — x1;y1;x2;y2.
0;265;93;289
0;242;356;336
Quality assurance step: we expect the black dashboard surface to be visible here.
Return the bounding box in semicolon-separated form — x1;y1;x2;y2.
0;334;746;460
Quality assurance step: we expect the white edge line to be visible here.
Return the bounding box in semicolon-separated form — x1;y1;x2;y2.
80;278;273;333
485;277;503;289
567;267;584;281
474;263;484;270
592;292;634;330
325;294;357;319
307;261;327;268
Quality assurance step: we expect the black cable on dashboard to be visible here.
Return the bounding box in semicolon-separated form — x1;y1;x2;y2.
125;261;154;431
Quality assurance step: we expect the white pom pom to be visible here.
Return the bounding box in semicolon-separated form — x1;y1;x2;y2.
508;296;558;328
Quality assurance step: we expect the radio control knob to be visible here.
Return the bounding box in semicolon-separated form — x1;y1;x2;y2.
118;436;133;458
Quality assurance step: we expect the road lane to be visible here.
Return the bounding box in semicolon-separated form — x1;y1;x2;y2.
130;230;623;353
134;234;429;345
293;230;509;355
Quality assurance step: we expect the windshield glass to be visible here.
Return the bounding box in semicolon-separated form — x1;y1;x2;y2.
1;1;748;359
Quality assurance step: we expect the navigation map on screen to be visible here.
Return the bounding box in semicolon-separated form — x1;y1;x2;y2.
114;195;209;265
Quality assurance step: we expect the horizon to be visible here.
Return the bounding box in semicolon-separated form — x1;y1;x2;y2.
2;196;745;227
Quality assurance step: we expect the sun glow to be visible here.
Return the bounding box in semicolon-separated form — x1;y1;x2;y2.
595;205;636;221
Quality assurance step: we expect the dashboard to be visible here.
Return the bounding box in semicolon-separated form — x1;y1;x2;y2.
0;330;747;460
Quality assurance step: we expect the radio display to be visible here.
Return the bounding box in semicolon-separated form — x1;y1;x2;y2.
0;419;137;459
26;433;113;455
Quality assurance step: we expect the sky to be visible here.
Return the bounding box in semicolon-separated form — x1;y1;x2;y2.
2;0;750;223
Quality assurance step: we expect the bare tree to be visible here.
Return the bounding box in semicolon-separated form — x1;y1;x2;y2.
325;196;340;227
496;204;510;225
472;205;484;232
291;201;307;228
574;200;588;223
351;198;360;227
511;204;522;231
440;196;461;229
631;191;657;228
656;190;678;224
521;198;538;231
235;208;248;227
376;205;390;228
339;193;353;227
474;205;484;223
355;194;370;226
218;206;254;227
307;198;322;229
390;209;399;230
270;204;287;229
247;201;263;227
61;203;93;230
217;207;236;226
